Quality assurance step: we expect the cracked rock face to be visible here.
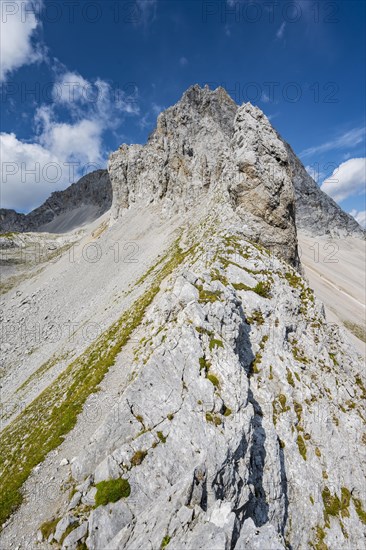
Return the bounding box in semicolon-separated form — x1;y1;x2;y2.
109;85;299;266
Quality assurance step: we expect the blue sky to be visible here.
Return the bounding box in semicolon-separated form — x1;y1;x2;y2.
0;0;365;225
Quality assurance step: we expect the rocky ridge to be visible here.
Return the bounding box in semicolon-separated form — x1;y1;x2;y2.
23;220;366;550
0;86;365;550
0;170;112;234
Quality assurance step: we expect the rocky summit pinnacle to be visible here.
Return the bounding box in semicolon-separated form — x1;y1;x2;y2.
0;86;365;550
109;85;363;267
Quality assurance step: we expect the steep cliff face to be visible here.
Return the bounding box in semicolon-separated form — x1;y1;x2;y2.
0;170;112;234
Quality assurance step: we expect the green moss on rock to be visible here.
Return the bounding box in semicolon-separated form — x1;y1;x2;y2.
95;478;131;507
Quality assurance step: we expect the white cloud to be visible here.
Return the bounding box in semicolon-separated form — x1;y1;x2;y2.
349;209;366;228
1;72;140;211
0;0;45;82
0;118;105;212
52;72;91;105
52;72;139;118
36;106;104;166
276;22;286;39
300;128;365;158
1;131;64;212
151;103;164;115
320;158;366;203
179;56;188;67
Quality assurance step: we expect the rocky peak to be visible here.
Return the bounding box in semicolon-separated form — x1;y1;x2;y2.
109;85;363;248
109;86;299;266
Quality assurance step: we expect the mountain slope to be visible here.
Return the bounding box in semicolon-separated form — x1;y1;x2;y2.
0;170;112;234
0;86;365;550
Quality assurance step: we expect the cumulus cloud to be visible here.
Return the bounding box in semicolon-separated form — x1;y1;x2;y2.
349;209;366;228
1;72;139;211
320;158;366;203
52;72;139;118
1;118;104;212
0;0;45;82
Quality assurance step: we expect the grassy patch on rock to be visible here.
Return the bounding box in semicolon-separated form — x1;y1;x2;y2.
95;478;131;507
40;517;60;541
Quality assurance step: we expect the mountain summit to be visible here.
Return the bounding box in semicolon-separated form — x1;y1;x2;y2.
0;86;365;550
109;84;363;243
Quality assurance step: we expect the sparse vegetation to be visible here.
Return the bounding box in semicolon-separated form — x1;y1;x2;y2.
272;394;290;425
232;282;251;291
246;309;265;326
0;239;194;526
161;535;171;548
205;412;221;426
131;450;147;466
287;368;295;387
310;525;328;550
353;496;366;524
95;478;131;507
209;338;223;351
199;356;210;373
285;271;303;289
207;373;220;387
223;405;232;417
253;281;271;298
157;431;167;443
40;517;60;541
297;434;307;460
196;285;222;303
292;340;309;364
355;376;366;399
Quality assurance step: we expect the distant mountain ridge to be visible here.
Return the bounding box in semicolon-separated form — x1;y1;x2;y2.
0;170;112;233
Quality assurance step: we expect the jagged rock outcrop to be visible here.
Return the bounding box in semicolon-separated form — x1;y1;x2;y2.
109;85;364;244
0;170;112;234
